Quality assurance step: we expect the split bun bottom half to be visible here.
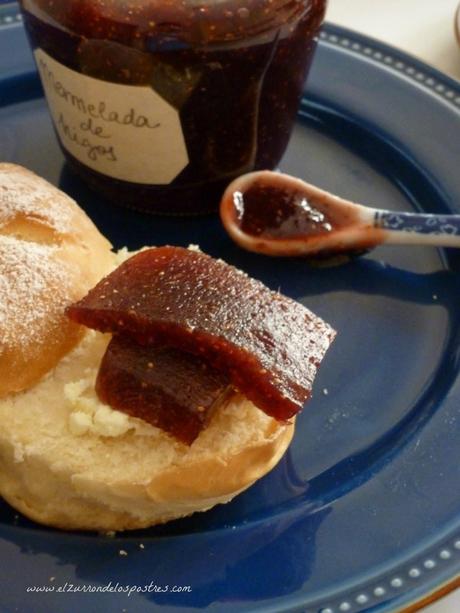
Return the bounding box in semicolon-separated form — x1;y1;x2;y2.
0;331;294;531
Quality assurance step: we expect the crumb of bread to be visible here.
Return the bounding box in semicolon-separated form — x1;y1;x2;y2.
63;343;159;438
68;411;92;436
114;246;131;263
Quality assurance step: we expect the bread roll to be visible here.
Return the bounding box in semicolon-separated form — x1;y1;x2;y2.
0;163;113;396
0;165;294;531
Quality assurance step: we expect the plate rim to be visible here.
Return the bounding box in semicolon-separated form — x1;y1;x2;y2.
321;22;460;108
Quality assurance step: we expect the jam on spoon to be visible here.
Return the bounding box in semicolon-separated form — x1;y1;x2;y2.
220;170;460;258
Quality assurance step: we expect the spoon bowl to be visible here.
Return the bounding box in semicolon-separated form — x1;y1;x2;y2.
220;170;460;259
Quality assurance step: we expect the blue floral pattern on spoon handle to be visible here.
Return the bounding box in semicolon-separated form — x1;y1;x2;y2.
373;211;460;247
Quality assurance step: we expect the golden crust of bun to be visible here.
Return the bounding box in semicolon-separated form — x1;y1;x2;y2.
0;331;294;531
0;163;114;396
0;417;293;531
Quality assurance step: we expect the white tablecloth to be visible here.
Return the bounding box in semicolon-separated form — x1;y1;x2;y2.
325;1;460;611
327;0;460;80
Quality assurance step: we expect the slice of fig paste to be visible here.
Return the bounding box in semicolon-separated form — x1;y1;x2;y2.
97;336;231;444
67;247;335;420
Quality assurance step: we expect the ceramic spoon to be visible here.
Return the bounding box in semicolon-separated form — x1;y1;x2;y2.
220;170;460;259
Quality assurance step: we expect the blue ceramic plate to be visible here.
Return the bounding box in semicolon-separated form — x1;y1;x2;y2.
1;3;460;612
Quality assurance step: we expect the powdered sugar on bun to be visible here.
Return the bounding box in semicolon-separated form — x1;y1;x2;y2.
0;164;114;396
0;164;74;235
0;237;73;362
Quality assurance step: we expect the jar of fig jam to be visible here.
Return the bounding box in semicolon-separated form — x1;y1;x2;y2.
20;0;326;214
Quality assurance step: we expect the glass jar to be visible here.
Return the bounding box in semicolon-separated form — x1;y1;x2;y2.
19;0;327;215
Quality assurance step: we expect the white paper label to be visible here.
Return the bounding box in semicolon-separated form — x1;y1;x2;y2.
34;49;189;185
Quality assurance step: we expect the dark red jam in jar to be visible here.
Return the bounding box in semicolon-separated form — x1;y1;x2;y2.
19;0;327;214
